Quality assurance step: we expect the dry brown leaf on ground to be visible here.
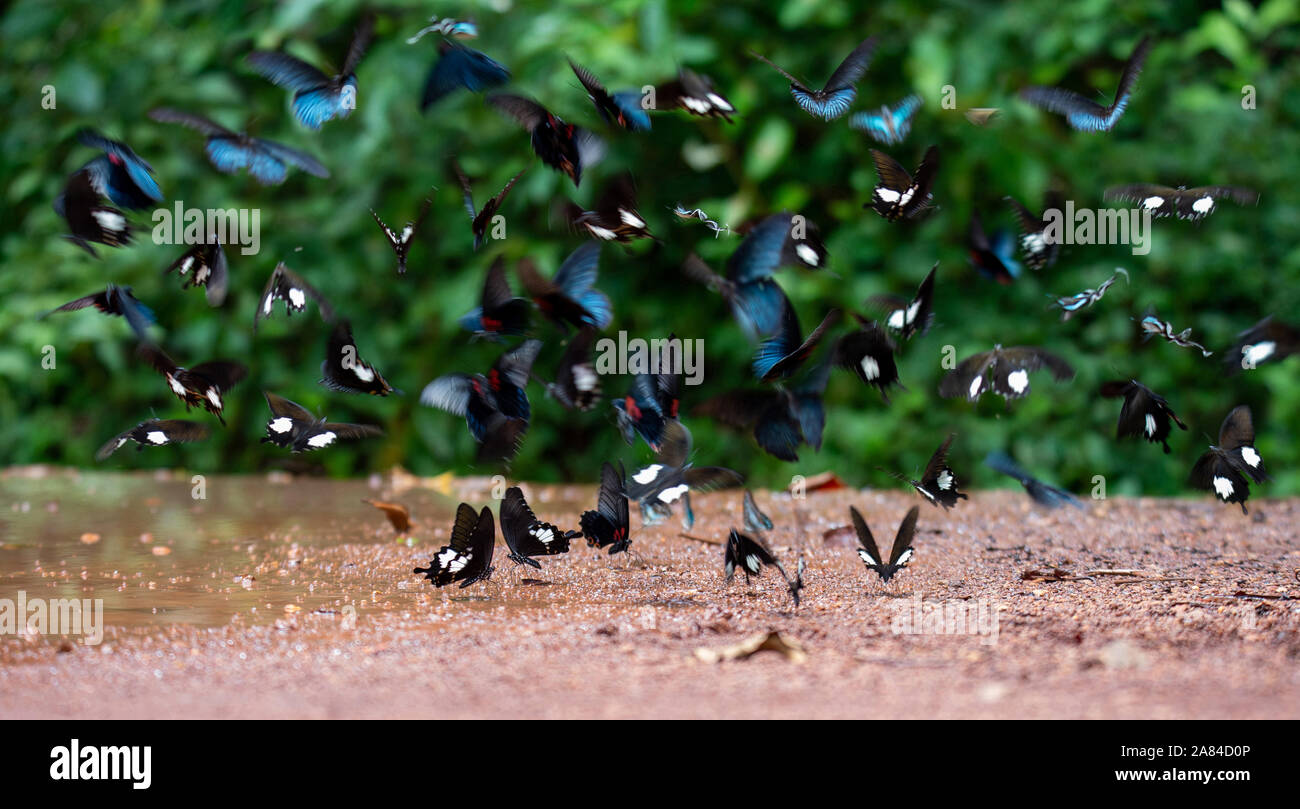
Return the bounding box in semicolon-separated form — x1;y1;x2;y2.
695;631;807;664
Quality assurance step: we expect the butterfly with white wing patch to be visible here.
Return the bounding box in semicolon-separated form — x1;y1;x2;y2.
850;505;919;584
254;262;335;332
880;433;968;510
138;344;247;424
165;237;229;306
501;486;580;569
319;320;395;396
260;391;383;453
723;529;801;606
938;344;1074;404
370;197;431;273
1189;405;1269;514
625;421;743;529
1104;184;1257;221
869;262;937;341
1098;379;1187;454
414;503;497;588
95;419;209;461
867;146;939;222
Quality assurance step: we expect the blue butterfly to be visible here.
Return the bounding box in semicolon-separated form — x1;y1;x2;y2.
1020;36;1151;132
421;40;509;110
148;108;329;185
968;212;1021;284
516;243;612;332
68;129;162;211
752;298;840;382
569;59;651;132
849;94;922;145
246;15;373;130
752;37;876;120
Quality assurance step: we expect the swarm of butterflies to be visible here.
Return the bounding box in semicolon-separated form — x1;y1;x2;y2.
48;11;1288;598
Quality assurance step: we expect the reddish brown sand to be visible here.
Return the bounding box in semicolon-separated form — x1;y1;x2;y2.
1;468;1298;719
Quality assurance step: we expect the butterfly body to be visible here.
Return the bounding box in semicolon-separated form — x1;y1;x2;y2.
1020;36;1151;132
140;345;247;424
1099;379;1187;453
867;146;939;221
752;37;876;120
581;462;632;555
850;505;918;583
414;503;497;588
246;16;373;129
260;392;383;453
1189;406;1269;514
501;487;579;568
149;108;329;185
939;344;1074;403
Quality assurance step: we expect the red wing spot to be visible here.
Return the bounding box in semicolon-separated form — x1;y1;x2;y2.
624;396;642;420
482;316;502;331
488;369;501;391
109;154;124;166
669;400;680;419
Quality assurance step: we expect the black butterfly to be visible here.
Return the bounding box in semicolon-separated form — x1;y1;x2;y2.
1189;405;1269;514
420;40;509;110
968;211;1021;284
501;486;580;568
567;173;653;242
1005;191;1064;270
539;327;601;411
724;530;801;606
459;257;531;340
246;14;374;129
53;170;132;257
139;345;247;424
867;146;939;221
95;419;209;461
938;344;1074;403
43;283;153;341
1099;379;1187;454
742;489;773;535
696;360;830;462
413;503;497;588
1020;35;1152;132
419;340;542;463
752;37;876;120
581;461;632;555
64;128;162;211
452;159;525;251
370;197;431;274
654;68;735;121
868;262;937;340
254;262;335;332
487;94;605;186
612;339;682;451
165;237;228;306
754;302;840;382
319;320;395;396
148;107;329;185
882;433;968;509
850;505;919;583
516;243;612;332
1225;316;1300;375
1104;184;1259;221
260;391;383;453
625;421;743;528
832;317;902;402
1052;268;1128;321
984;451;1083;509
568;58;651;131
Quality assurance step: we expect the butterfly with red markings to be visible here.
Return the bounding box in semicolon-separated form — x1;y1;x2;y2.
260;391;383;453
580;461;632;555
487;94;605;186
516;243;612;332
414;503;497;588
370;197;431;274
139;344;247;424
625;421;743;528
851;505;919;583
419;340;542;463
501;486;580;568
460;258;531;340
568;58;651;132
1189;406;1269;514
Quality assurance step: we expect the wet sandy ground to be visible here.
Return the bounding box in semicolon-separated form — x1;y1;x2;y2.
1;467;1298;719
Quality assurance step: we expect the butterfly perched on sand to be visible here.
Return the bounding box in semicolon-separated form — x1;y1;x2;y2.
64;128;162;211
452;159;524;251
832;316;902;401
501;486;580;568
516;243;612;332
567;173;653;242
149;108;329;185
539;327;601;411
625;421;743;528
53;170;132;257
260;391;383;453
968;211;1021;283
414;503;497;588
752;37;876;120
254;262;335;332
139;344;247;424
420;40;509;109
319;320;395;396
724;530;801;606
569;58;650;131
370;197;431;274
165;237;229;306
869;262;937;340
581;461;632;555
1098;379;1187;454
881;433;968;509
1052;268;1128;321
488;94;605;186
1136;314;1212;357
43;283;153;342
246;14;374;129
867;146;939;221
984;451;1082;509
1104;184;1258;221
1020;35;1152;132
419;340;541;463
1005;191;1064;271
1189;405;1269;514
1224;316;1300;375
938;344;1074;403
95;419;209;461
849;93;922;145
654;68;735;121
460;258;531;340
696;360;831;462
850;505;918;583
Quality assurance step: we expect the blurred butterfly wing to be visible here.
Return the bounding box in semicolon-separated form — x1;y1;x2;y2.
256;137;329;178
148;108;234;137
423;43;509;109
246;51;329;93
728;213;793;283
742;489;773;532
823;36;877;92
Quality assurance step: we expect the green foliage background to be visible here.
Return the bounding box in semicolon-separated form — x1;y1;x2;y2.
1;0;1297;499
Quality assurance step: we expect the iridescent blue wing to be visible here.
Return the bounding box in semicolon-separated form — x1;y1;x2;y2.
205;136;255;175
76;129;162;207
246;51;329;93
554;243;611;329
421;42;509;109
792;86;856;120
256;137;330;179
293;77;356;130
727;213;793;283
752;296;803;380
731;278;787;341
612;91;651;131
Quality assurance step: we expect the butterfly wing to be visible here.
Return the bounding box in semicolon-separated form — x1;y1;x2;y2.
423;42;510;109
742;489;773;533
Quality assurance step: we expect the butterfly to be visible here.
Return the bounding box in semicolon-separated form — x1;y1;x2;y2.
672;205;731;237
1225;316;1300;375
569;58;650;131
724;530;801;605
580;461;632;555
53;170;132;257
413;503;497;588
452;160;524;251
138;344;247;424
370;197;431;274
968;211;1021;283
254;262;335;332
964;107;1001;126
732;212;829;271
260;391;384;453
1098;379;1187;454
1104;184;1258;221
881;433;968;509
850;505;919;583
984;451;1083;509
867;146;939;221
938;344;1075;403
625;421;743;528
832;317;902;401
613;362;679;452
1005;191;1064;270
165;237;228;306
849;93;922;144
487;94;605;186
1189;405;1269;514
362;499;413;533
43;283;153;342
1136;314;1212;357
539;327;601;411
742;489;773;534
752;37;877;120
421;40;509;110
95;419;209;461
419;340;542;463
1052;268;1128;321
65;128;162;211
868;262;937;340
407;17;479;43
149;108;329;185
516;243;612;332
682;257;788;343
754;302;840;382
567;173;653;242
246;14;374;129
319;320;395;396
501;486;580;568
696;360;830;462
1020;35;1152;132
460;258;532;340
654;68;735;121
